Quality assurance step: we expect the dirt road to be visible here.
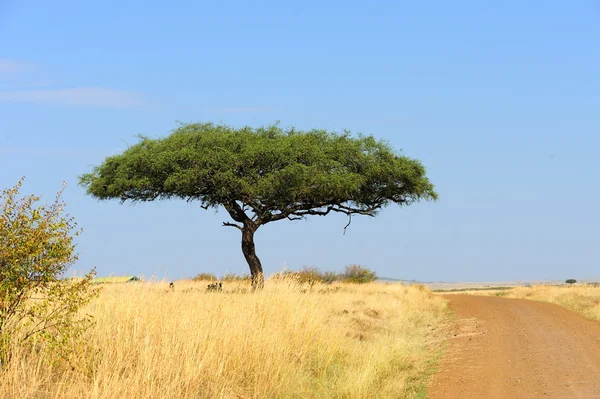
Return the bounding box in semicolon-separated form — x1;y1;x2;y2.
428;295;600;399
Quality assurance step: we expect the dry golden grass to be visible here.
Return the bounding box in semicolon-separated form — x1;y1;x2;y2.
452;285;600;321
0;280;448;399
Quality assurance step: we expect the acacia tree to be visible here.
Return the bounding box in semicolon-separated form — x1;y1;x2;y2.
79;123;437;288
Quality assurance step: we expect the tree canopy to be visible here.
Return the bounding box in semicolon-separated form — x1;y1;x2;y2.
80;122;437;288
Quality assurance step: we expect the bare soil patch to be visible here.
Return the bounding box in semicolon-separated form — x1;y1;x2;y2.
429;295;600;398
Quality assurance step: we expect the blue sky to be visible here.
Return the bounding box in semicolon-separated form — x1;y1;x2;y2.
1;1;598;282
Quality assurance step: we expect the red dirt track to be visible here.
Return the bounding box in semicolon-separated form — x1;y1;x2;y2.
429;295;600;399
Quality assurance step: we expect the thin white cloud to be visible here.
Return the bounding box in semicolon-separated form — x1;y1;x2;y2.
204;107;275;113
0;87;147;109
0;59;37;74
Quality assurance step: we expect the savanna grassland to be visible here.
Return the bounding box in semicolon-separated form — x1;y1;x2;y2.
448;284;600;321
0;280;449;399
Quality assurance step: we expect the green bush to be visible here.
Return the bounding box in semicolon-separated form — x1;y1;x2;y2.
0;179;98;363
321;271;339;284
295;266;325;284
339;265;377;284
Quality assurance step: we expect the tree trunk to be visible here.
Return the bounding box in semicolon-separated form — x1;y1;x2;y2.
241;226;264;290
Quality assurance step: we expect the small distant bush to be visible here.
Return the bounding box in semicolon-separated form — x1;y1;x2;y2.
292;266;340;285
339;265;377;284
565;279;577;285
193;273;218;282
294;266;323;284
222;273;251;282
321;271;338;284
272;267;340;285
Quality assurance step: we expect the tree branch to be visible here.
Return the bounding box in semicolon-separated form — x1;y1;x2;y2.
335;203;382;216
223;201;250;224
222;222;243;230
292;206;335;217
249;199;385;230
343;214;352;235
